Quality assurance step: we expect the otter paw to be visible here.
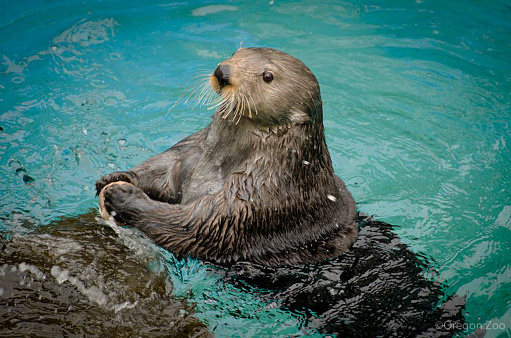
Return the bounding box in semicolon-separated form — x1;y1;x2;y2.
101;183;150;224
95;171;136;196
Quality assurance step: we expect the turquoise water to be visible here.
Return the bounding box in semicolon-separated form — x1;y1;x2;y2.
1;0;510;336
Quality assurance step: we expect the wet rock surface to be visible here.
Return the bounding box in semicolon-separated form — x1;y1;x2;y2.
0;211;210;337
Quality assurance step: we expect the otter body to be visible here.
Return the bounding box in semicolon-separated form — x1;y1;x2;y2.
97;48;358;266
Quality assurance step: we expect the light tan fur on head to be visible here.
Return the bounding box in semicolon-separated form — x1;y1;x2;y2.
208;48;320;127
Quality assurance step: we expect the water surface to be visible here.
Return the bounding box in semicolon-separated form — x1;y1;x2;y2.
1;0;510;336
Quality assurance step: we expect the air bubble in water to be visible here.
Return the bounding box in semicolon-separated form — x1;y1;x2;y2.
109;52;121;60
12;76;24;84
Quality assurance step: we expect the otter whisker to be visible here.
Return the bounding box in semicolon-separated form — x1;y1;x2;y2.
187;77;211;107
194;81;215;108
245;94;253;119
168;71;214;112
188;86;206;108
224;94;236;120
203;87;217;106
238;93;246;121
207;93;228;111
207;97;224;111
234;93;244;124
218;93;235;119
240;92;250;119
230;92;240;123
248;94;258;116
181;70;210;89
169;73;211;112
238;92;249;119
244;93;253;118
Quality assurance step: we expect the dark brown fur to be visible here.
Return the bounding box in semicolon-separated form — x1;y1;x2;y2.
96;48;358;267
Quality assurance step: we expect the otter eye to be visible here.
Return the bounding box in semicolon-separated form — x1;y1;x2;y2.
262;71;274;83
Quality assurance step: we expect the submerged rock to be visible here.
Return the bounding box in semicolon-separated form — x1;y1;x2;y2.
0;211;211;337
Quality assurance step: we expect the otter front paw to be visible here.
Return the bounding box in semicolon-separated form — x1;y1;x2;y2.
101;183;151;224
95;171;137;196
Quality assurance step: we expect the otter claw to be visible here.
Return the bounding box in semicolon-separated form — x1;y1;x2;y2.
98;181;133;220
99;182;152;224
95;171;136;196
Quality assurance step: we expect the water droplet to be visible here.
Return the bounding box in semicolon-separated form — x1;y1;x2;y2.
117;139;127;146
347;176;366;187
91;79;106;88
109;52;121;60
83;128;88;135
327;194;337;202
107;162;116;169
12;76;24;84
302;160;310;165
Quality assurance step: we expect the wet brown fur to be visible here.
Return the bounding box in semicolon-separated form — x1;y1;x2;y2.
96;48;358;267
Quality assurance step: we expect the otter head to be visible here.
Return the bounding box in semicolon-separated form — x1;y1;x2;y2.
210;48;321;127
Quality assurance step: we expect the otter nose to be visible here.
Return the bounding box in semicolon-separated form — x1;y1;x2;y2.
214;64;230;87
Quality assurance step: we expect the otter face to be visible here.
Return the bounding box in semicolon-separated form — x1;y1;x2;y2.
210;48;321;126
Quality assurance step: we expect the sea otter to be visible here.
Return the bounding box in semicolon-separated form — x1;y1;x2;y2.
96;47;358;267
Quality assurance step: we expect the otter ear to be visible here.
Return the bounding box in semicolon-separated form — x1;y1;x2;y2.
289;109;312;125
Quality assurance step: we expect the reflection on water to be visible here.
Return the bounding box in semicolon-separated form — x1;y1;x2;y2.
224;216;466;337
